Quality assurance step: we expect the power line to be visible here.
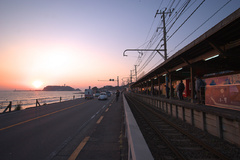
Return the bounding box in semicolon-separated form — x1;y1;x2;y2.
135;0;165;67
140;0;198;72
167;0;205;41
135;0;231;76
138;9;173;74
138;0;189;66
169;0;232;54
166;0;192;34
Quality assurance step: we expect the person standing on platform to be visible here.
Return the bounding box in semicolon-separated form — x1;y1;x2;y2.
195;76;205;104
177;80;185;100
165;85;170;98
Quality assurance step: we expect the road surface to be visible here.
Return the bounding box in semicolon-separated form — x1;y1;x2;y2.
0;97;113;160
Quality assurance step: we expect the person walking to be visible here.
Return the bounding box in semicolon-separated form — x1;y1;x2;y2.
177;80;185;100
116;90;120;102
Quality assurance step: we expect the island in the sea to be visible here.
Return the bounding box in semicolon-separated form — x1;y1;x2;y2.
43;85;79;91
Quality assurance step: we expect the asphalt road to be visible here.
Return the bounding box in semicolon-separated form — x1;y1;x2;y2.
0;97;114;160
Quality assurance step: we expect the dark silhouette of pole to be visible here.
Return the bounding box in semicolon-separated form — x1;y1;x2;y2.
155;9;172;98
3;101;12;113
36;99;41;107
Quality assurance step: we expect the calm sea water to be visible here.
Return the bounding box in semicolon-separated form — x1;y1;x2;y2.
0;90;84;112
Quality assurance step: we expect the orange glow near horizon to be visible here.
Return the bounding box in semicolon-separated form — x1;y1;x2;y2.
0;43;130;90
1;1;238;91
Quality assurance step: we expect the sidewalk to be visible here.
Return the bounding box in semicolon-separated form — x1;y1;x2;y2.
75;95;128;160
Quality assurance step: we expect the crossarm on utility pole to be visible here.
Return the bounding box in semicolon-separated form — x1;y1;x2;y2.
123;49;165;56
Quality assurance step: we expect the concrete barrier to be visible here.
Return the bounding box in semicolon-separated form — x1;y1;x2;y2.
123;94;154;160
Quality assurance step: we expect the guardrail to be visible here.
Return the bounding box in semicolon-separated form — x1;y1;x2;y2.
123;94;154;160
0;94;84;114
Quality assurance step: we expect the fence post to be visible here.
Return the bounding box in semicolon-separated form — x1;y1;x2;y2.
36;99;41;107
3;101;12;113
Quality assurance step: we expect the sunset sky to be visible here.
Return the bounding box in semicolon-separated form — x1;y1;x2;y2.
0;0;239;90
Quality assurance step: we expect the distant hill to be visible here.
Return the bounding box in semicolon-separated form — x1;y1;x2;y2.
43;85;75;91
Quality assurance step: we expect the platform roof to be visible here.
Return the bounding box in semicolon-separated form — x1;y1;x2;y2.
132;8;240;87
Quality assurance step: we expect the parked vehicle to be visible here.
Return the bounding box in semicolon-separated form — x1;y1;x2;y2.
98;92;108;100
85;88;94;99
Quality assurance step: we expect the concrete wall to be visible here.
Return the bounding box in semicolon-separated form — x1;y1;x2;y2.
123;95;154;160
185;108;192;124
223;118;240;145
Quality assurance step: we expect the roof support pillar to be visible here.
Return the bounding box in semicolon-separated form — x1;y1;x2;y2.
151;79;154;96
165;74;169;98
146;81;149;95
190;66;194;103
169;73;173;99
158;76;161;96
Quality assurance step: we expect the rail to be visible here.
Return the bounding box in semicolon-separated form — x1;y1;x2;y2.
126;93;234;159
0;94;84;113
123;94;154;160
129;92;240;147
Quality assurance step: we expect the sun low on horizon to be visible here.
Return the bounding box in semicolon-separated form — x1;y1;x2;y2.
32;80;44;89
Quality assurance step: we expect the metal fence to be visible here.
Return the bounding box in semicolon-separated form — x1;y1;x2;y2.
0;94;84;113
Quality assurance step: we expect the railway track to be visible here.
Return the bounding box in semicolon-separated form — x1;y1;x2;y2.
125;94;239;160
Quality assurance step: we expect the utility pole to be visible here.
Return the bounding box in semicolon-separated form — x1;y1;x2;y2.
130;70;132;83
117;76;119;87
155;9;172;60
134;65;137;81
162;11;167;60
155;9;172;98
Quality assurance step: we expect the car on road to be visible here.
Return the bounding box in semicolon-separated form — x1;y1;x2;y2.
95;91;100;97
106;91;111;97
98;92;108;100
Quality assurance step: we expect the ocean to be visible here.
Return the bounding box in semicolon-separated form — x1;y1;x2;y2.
0;90;84;113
